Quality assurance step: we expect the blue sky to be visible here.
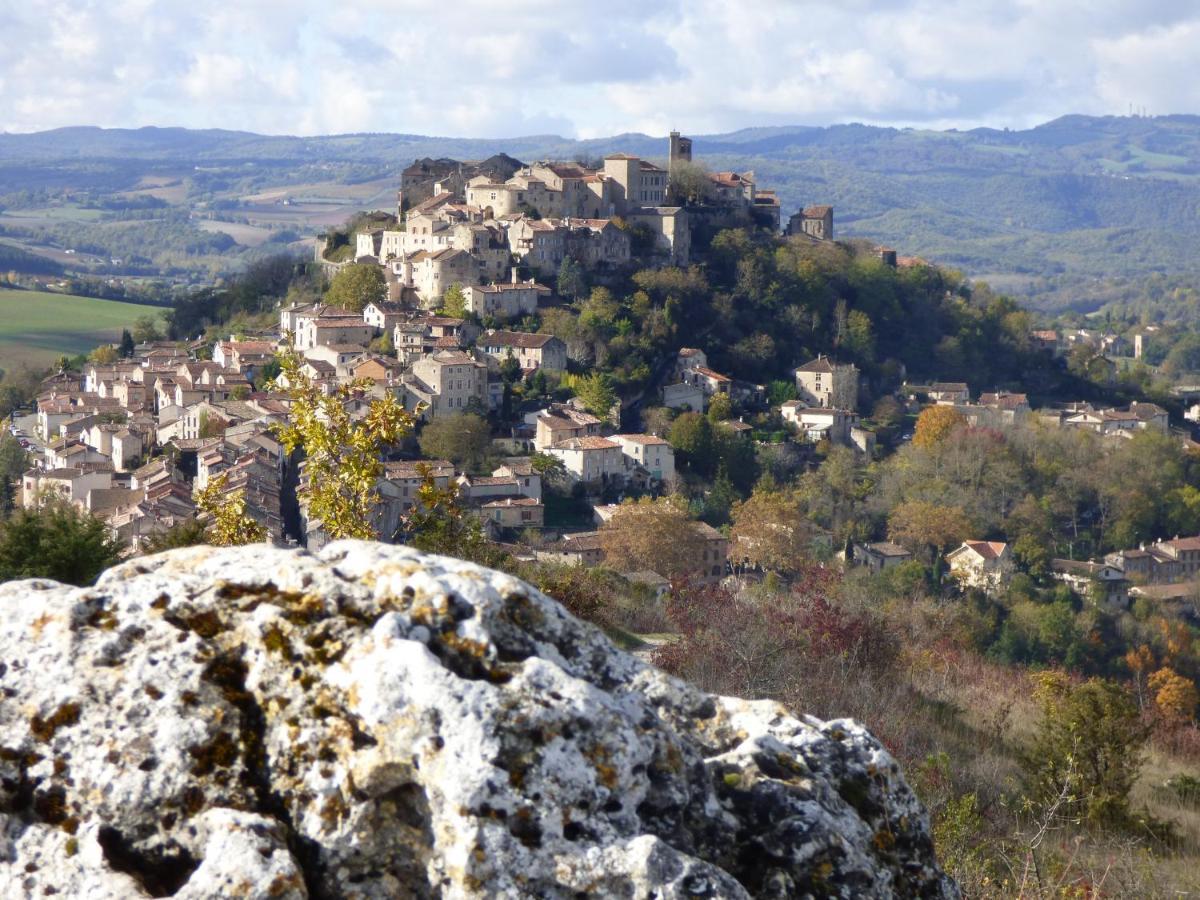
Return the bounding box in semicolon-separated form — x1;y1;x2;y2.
1;0;1196;137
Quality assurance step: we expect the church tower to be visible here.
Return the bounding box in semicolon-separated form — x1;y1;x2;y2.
668;131;693;173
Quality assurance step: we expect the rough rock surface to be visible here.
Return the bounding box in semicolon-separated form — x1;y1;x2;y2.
0;541;958;898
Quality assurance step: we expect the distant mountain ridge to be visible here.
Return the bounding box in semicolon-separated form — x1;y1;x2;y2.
6;115;1200;312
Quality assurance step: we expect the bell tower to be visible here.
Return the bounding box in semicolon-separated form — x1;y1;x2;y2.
668;131;692;173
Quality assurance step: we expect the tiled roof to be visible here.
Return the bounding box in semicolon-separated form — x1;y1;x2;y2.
960;540;1008;560
613;434;670;445
481;330;557;350
551;437;618;451
794;357;836;374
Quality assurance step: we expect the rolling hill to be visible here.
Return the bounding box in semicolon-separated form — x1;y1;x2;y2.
5;115;1200;314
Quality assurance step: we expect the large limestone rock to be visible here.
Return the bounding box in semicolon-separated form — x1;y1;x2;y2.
0;542;957;898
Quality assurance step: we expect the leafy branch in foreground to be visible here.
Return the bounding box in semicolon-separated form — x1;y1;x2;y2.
194;473;268;546
271;341;414;540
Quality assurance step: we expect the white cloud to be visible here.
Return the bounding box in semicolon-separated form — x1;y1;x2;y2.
0;0;1197;136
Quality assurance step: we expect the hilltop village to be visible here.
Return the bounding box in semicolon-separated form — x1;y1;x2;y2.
11;132;1200;603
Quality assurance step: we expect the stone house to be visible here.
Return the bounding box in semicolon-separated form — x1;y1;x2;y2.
404;248;477;308
536;531;605;568
564;219;632;268
662;382;704;412
477;331;567;374
403;352;488;419
23;467;113;508
786;205;834;240
611;434;675;484
852;542;913;574
528;163;610;218
946;541;1014;593
463;277;550;320
625;207;690;265
533;406;602;450
507;218;568;276
211;340;276;371
492;458;543;502
294;307;374;352
602;154;667;210
682;366;732;397
362;300;408;334
480;497;544;531
1050;559;1129;607
926;382;970;406
780;404;858;445
545;436;624;485
793;356;858;410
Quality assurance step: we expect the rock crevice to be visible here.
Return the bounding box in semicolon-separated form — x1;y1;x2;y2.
0;541;957;898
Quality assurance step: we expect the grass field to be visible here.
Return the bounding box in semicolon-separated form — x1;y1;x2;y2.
0;288;160;371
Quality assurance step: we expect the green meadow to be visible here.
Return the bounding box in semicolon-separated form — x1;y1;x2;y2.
0;288;160;371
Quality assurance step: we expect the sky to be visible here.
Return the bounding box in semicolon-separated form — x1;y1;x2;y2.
1;0;1197;138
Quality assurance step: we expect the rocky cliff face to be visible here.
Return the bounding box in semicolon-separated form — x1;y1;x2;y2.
0;542;957;898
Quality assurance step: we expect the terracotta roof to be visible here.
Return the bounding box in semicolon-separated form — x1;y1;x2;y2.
1164;536;1200;552
482;497;541;508
959;540;1008;560
794;357;838;374
803;205;833;216
691;366;731;383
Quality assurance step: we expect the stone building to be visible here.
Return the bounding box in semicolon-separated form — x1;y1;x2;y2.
787;206;834;240
792;356;858;410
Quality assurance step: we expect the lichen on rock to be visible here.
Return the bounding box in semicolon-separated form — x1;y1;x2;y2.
0;541;958;898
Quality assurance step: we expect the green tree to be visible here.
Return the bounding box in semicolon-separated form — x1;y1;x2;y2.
667;161;716;206
705;392;733;423
326;263;387;313
0;498;124;585
703;465;738;525
556;256;587;300
418;413;492;472
271;342;413;540
402;470;497;565
499;352;522;385
669;412;717;475
0;434;28;517
767;380;797;406
89;344;120;364
530;452;567;489
140;518;209;554
1022;673;1149;828
370;329;395;356
119;329;135;358
132;314;163;344
574;372;617;418
441;282;467;318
